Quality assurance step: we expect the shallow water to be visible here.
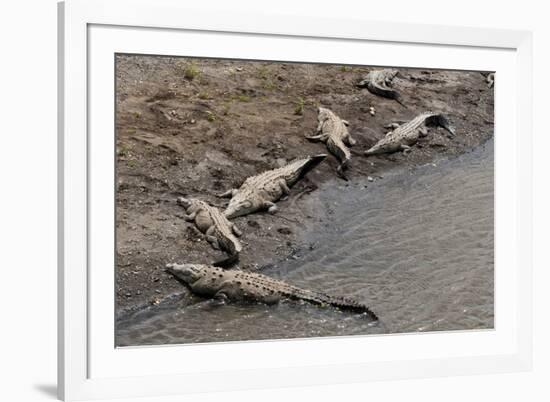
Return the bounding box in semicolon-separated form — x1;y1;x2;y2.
116;140;494;346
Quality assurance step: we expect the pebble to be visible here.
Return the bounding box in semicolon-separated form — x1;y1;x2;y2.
367;176;374;182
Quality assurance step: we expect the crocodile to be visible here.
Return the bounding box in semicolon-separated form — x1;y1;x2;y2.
486;72;495;88
221;154;327;218
166;263;378;319
357;69;405;106
177;197;242;266
364;112;455;156
305;107;356;180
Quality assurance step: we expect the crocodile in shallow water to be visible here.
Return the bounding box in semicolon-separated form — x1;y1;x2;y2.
166;263;378;319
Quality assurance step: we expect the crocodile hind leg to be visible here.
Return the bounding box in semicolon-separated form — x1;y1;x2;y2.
400;144;412;155
205;226;220;249
336;158;350;181
219;189;238;198
342;131;357;146
278;180;290;195
305;133;328;142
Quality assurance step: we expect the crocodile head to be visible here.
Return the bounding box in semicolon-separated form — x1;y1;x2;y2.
165;263;206;285
316;107;332;123
224;198;257;219
176;197;193;209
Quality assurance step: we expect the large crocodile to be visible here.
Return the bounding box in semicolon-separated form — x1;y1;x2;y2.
177;197;242;266
364;112;455;156
357;69;405;106
306;107;356;180
221;154;327;218
166;263;378;319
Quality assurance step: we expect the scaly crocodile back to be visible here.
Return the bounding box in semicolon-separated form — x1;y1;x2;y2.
210;267;378;319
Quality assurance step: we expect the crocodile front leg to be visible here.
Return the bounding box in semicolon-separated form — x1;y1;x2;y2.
263;201;278;214
231;223;242;237
418;127;428;137
183;211;198;222
384;122;401;130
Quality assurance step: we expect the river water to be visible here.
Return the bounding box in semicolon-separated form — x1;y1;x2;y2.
116;140;494;346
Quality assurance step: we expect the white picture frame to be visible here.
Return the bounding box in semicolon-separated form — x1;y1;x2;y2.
58;0;533;400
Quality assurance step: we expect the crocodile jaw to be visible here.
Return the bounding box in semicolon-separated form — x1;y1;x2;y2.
224;198;255;219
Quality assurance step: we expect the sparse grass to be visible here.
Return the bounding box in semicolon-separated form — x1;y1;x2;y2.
294;97;305;115
340;65;353;72
198;91;209;100
205;110;216;122
256;65;279;91
126;128;136;134
126;159;137;168
182;62;200;80
237;94;251;102
131;111;141;119
257;66;270;80
262;80;276;90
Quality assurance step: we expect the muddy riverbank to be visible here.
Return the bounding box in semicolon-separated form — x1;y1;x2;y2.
115;54;494;314
116;138;494;345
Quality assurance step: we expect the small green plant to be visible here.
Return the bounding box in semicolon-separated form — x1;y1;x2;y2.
183;62;200;80
117;145;129;157
340;65;352;72
257;66;270;80
262;80;276;90
222;103;230;116
237;94;251;102
126;159;137;168
294;97;305;115
131;111;141;119
205;110;216;122
198;91;209;100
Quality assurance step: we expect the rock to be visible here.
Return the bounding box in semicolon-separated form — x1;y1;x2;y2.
367;176;374;182
277;227;292;235
247;220;260;228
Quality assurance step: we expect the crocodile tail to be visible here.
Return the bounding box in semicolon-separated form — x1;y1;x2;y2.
285;286;378;320
295;154;327;181
367;82;401;101
425;113;455;136
212;252;239;268
326;296;379;321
